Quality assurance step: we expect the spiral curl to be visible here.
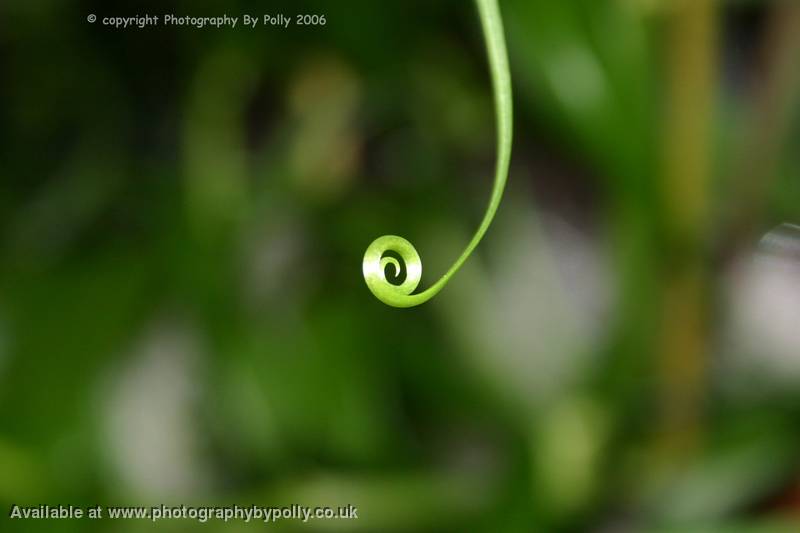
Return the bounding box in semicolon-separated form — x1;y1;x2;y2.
362;0;512;308
362;236;423;308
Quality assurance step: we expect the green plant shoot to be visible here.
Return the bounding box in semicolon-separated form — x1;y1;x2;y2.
362;0;513;308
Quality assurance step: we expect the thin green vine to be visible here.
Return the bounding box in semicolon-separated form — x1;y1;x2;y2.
362;0;513;308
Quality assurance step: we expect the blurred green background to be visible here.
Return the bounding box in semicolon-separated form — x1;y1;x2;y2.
2;0;800;531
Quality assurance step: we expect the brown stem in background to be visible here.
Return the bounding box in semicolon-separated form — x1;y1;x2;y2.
656;0;718;460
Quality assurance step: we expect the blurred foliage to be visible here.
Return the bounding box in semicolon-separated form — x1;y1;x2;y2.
1;0;800;532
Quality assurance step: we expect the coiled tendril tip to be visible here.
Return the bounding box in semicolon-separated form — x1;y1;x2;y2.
362;0;512;308
362;235;423;308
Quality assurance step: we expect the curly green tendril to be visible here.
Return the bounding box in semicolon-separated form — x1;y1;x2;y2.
362;0;513;308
